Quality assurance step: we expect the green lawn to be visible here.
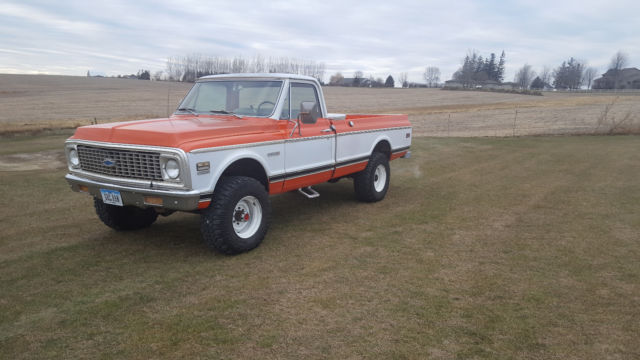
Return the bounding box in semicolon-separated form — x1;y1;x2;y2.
1;135;639;359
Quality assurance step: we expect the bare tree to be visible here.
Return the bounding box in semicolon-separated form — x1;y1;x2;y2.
609;51;629;72
329;72;344;86
583;67;598;89
423;66;440;88
166;54;326;82
353;71;364;87
539;66;552;88
152;70;164;81
398;72;408;88
609;50;629;89
514;64;535;89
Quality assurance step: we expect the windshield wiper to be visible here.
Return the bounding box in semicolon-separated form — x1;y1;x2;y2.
176;107;198;115
209;109;243;119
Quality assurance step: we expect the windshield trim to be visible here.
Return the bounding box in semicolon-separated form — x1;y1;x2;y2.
175;79;284;119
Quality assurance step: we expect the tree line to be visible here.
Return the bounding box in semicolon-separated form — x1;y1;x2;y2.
328;72;398;87
115;49;633;91
165;54;325;82
514;51;631;90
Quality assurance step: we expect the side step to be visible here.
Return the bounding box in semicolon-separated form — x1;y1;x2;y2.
298;186;320;199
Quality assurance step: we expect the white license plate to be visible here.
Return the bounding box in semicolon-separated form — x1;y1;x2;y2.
100;189;123;206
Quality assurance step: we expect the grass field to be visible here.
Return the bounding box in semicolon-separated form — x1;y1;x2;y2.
2;74;639;136
1;134;639;359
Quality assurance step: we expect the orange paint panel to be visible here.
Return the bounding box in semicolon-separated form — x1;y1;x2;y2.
197;200;211;209
333;161;368;178
70;113;410;152
390;151;407;161
281;170;333;192
268;180;285;194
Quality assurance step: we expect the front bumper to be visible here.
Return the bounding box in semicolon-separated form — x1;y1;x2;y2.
65;173;207;211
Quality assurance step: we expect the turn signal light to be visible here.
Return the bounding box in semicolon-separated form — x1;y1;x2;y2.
144;196;163;206
78;185;89;193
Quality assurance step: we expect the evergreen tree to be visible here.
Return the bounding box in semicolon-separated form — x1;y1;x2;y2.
475;56;484;73
137;69;151;80
453;50;506;86
497;51;506;83
486;53;497;81
530;76;545;89
553;58;584;90
385;75;395;87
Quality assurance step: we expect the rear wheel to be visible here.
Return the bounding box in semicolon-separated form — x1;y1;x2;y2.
94;198;158;231
201;176;271;255
354;152;390;202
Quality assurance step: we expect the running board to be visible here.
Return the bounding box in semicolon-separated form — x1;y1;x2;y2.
298;186;319;199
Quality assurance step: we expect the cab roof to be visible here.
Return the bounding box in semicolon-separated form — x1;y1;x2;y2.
198;73;319;82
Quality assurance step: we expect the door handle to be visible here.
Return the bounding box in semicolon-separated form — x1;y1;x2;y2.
321;124;336;133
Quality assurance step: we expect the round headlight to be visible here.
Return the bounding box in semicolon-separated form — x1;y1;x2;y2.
69;149;80;167
165;159;180;179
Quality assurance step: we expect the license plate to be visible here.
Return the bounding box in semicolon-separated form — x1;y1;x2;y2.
100;189;123;206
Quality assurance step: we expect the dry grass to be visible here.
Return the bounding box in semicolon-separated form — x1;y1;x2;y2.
0;74;191;133
594;97;640;135
1;134;639;359
2;74;639;136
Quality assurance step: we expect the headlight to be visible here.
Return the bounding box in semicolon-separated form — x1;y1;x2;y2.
164;159;180;179
69;148;80;167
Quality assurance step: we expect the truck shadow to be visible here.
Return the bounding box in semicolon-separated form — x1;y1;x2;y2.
88;180;360;256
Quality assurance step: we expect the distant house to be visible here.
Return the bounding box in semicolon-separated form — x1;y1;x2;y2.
479;80;500;89
593;67;640;89
495;82;518;90
444;80;464;88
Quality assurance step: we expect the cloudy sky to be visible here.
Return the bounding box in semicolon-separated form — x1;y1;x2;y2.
1;0;638;83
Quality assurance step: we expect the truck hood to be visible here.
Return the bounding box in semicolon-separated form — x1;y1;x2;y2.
70;115;285;152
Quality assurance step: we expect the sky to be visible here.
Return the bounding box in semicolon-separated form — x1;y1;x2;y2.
1;0;638;83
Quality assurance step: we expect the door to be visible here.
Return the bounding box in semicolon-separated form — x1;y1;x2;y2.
282;82;336;192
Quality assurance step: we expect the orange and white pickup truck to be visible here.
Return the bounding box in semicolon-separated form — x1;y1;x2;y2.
65;73;411;254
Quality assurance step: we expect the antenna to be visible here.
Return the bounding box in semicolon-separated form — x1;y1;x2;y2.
166;81;171;117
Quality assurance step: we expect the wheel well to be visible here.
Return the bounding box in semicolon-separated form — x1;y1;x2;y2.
220;158;269;191
373;140;391;159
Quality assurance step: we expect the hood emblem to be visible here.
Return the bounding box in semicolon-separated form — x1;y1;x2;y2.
103;158;116;167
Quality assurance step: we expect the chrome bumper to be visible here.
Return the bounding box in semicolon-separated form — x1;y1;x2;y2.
65;173;206;211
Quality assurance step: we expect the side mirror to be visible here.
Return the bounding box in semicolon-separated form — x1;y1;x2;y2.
299;101;318;124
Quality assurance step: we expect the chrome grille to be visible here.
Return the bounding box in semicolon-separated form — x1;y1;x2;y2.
77;145;163;181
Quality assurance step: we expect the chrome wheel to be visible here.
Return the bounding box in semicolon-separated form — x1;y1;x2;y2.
373;164;387;192
232;195;262;239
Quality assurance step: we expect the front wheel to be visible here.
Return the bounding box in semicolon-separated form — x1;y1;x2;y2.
94;199;158;231
200;176;271;255
354;152;390;202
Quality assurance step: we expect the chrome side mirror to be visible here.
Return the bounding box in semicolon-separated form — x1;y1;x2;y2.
299;101;318;124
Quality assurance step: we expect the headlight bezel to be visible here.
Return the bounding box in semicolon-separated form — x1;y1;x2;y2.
66;144;81;169
160;156;182;182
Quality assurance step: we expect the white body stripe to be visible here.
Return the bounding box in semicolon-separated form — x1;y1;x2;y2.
285;136;335;174
187;126;411;194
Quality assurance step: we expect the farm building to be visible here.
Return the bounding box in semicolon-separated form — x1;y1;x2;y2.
593;67;640;89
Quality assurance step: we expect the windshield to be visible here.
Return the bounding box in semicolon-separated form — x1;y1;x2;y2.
176;80;283;117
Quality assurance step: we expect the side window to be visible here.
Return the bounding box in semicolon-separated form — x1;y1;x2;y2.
279;86;290;120
290;83;321;122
